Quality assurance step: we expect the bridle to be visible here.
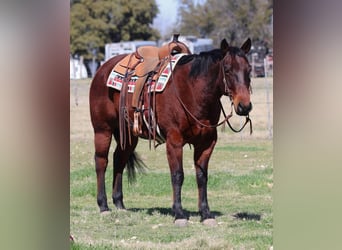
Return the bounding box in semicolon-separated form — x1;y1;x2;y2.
173;57;252;134
221;60;252;134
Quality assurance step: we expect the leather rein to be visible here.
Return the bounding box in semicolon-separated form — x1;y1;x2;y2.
172;60;253;134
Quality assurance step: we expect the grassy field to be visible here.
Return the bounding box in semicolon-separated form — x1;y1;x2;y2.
70;77;273;249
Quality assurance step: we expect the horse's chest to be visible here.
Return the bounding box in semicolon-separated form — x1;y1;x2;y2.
186;124;216;143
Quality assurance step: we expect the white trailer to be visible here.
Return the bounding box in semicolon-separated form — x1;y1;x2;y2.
104;40;157;62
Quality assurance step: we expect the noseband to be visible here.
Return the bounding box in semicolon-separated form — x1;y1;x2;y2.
220;61;253;134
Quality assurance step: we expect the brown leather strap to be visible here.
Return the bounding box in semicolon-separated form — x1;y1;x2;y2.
119;54;135;149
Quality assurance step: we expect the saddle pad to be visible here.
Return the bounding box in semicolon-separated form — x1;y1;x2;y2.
106;53;187;93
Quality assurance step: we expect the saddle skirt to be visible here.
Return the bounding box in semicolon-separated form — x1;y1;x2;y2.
106;53;187;93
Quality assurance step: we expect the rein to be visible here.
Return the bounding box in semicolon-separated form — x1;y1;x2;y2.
220;61;253;134
220;102;253;135
172;59;253;134
176;94;252;134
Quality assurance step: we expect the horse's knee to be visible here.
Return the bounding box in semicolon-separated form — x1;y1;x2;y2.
94;130;112;155
95;155;108;173
196;168;208;186
171;171;184;186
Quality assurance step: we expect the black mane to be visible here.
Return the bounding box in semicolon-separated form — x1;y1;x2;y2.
177;49;224;78
176;46;247;78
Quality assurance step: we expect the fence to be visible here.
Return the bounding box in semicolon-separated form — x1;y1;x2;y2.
219;73;273;141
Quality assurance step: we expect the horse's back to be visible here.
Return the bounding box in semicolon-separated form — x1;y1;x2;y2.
90;54;126;99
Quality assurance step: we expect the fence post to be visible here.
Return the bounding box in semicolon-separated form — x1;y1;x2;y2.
74;83;78;106
264;58;272;139
79;56;84;79
252;54;256;77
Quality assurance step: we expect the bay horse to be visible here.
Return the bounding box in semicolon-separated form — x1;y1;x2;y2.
89;38;252;225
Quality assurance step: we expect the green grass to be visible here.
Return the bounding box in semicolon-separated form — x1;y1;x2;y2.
70;140;273;249
70;78;273;249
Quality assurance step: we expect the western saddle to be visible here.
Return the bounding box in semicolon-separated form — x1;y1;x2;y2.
114;34;191;137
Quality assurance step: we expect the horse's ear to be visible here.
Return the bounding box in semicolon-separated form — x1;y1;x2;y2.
220;39;229;54
241;38;252;54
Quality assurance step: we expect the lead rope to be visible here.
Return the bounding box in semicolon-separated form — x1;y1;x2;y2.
220;60;252;134
171;59;252;133
220;101;253;134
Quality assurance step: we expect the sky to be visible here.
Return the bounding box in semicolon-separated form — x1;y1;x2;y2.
153;0;206;38
153;0;179;37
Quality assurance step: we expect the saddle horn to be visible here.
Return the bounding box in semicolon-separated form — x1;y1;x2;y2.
172;34;180;42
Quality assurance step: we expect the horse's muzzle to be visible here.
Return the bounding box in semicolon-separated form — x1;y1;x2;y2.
236;102;252;116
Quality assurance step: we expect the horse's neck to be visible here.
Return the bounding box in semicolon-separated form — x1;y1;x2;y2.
190;71;223;118
197;65;223;102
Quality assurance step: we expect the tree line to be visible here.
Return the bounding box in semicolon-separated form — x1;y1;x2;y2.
177;0;272;47
70;0;272;63
70;0;160;61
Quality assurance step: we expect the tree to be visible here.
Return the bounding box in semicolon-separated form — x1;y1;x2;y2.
177;0;273;49
70;0;160;61
177;0;215;38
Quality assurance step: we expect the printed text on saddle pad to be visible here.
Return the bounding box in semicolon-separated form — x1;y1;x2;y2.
106;53;186;93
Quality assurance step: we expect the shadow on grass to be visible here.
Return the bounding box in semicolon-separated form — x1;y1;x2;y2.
128;207;223;219
232;212;261;221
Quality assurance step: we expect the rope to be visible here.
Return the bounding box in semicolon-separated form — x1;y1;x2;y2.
171;60;252;134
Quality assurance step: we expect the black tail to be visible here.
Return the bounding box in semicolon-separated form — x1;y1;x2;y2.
126;151;147;184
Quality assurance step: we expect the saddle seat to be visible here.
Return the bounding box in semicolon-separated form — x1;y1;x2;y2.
113;41;186;79
113;46;166;78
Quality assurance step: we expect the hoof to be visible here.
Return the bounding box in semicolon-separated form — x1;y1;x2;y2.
202;218;217;226
100;210;111;215
174;219;188;227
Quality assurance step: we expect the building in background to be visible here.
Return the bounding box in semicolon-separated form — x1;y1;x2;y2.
162;35;213;54
104;41;157;62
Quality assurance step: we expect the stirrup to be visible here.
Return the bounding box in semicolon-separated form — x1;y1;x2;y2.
133;111;142;136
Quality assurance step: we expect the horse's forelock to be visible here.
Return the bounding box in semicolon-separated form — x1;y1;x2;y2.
177;47;247;79
228;46;247;58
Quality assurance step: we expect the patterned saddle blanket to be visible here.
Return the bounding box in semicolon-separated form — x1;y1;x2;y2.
106;53;186;93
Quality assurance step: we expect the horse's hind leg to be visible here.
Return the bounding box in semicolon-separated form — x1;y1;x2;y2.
112;130;138;209
94;130;112;212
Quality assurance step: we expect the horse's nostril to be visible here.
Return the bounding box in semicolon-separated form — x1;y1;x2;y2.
248;102;252;112
237;102;252;115
237;103;243;112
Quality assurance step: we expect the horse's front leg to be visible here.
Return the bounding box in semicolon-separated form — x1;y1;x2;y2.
194;137;217;224
166;133;187;225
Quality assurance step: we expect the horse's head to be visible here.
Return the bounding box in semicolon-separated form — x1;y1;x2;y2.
220;38;252;116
